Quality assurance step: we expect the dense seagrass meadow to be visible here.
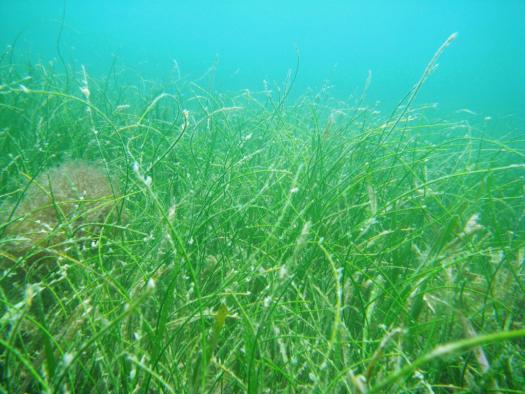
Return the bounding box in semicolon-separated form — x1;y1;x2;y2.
1;49;525;392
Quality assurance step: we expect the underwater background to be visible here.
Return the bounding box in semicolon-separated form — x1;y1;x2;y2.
1;0;524;120
2;1;525;393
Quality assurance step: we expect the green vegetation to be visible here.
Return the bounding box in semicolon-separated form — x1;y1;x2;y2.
1;54;524;393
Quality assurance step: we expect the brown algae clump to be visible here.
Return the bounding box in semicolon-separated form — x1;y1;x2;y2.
2;160;121;262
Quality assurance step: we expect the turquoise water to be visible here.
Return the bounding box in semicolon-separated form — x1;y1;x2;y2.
1;0;524;118
2;2;525;392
